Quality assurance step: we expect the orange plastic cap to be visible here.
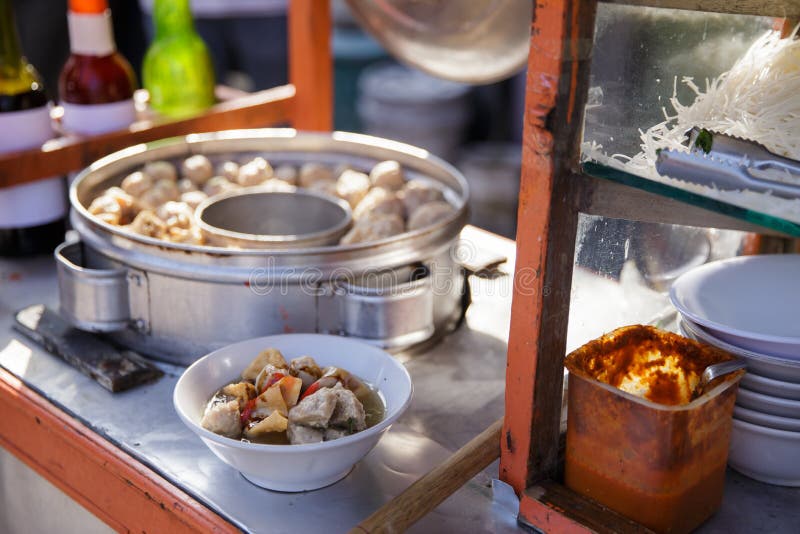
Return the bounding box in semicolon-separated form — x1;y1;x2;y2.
69;0;109;14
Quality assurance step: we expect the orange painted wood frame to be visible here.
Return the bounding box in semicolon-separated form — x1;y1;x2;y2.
499;0;598;498
0;85;296;189
518;482;657;534
289;0;333;131
519;500;598;534
0;367;237;533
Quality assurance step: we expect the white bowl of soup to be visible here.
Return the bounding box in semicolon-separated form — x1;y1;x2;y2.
173;334;413;492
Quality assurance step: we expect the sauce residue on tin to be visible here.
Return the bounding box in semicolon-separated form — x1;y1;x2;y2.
568;325;735;405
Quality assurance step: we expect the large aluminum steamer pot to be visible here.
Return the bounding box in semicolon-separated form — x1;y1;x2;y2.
56;129;469;365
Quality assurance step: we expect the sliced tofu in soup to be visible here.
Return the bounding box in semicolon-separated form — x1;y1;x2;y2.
242;348;288;381
222;382;256;410
201;399;242;439
255;364;288;392
277;376;303;408
289;356;323;389
244;410;288;439
252;385;288;419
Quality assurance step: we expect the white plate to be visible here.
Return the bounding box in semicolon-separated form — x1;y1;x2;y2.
728;418;800;487
741;372;800;401
736;387;800;419
734;405;800;432
678;317;800;383
670;255;800;359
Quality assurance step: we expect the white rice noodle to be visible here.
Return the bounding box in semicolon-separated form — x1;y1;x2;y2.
583;28;800;223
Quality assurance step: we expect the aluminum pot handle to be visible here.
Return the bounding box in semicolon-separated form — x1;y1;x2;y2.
55;241;131;332
321;275;435;348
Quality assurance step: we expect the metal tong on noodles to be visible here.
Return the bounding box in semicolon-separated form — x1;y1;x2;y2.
655;127;800;198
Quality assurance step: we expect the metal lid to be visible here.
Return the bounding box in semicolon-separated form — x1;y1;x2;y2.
69;129;469;279
195;188;353;249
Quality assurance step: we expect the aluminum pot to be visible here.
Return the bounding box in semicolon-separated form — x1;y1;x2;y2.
195;188;354;249
57;129;469;365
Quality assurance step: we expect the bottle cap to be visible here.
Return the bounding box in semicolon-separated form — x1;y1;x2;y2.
69;0;109;14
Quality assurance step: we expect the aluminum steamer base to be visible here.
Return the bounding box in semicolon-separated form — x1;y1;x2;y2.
56;129;469;365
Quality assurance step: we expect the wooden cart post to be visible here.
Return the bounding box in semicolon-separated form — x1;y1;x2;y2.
499;0;598;493
289;0;332;131
501;0;659;531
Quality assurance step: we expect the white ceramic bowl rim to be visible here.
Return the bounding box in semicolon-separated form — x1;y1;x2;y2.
173;335;413;453
737;387;800;410
678;317;800;368
734;405;800;431
670;256;800;345
741;372;800;393
733;416;800;437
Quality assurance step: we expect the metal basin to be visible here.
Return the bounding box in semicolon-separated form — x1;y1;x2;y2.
196;189;353;249
346;0;531;84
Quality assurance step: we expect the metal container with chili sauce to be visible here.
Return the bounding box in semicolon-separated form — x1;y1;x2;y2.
564;325;744;534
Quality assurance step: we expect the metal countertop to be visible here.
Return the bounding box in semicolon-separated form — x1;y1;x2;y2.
0;227;520;534
1;226;797;533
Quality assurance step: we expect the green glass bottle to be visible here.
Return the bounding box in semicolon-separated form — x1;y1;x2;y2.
143;0;215;118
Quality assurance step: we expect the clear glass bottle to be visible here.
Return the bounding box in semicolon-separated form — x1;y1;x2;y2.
59;0;138;136
0;0;66;257
143;0;215;118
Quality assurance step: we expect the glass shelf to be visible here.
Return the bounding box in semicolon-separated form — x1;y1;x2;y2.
581;6;800;237
602;0;800;19
582;160;800;237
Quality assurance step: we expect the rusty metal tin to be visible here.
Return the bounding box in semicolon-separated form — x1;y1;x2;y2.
564;325;744;534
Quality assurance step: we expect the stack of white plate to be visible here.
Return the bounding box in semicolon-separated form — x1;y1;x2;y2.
671;255;800;487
